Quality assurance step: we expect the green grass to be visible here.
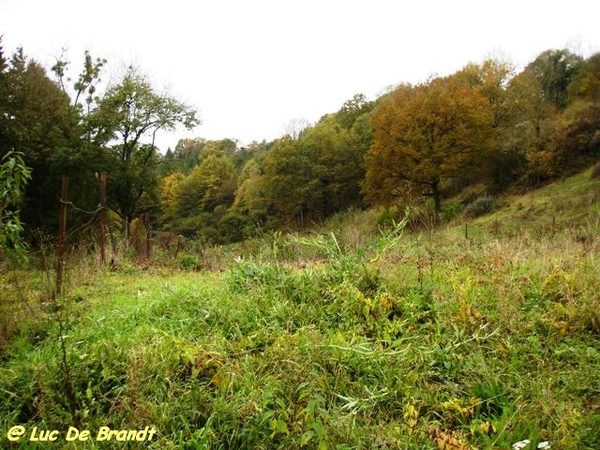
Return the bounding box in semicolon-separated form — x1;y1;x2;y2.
464;167;600;240
1;169;599;449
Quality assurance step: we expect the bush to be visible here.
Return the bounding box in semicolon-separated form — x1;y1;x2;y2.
177;253;200;271
440;200;464;222
463;195;497;218
375;206;400;228
218;212;249;243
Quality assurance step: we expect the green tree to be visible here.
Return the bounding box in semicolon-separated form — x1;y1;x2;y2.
298;114;369;217
232;158;269;228
93;68;199;242
177;144;236;216
166;138;207;174
43;49;111;234
0;46;73;233
259;136;305;227
336;93;374;129
52;49;106;113
526;49;583;111
254;107;372;228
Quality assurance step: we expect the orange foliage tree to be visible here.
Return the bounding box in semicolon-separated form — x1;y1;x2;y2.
364;73;495;213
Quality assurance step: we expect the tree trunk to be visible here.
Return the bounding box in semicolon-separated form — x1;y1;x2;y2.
123;216;130;249
431;179;441;215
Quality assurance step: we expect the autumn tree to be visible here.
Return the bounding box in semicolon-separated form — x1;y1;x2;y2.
498;50;578;183
177;142;236;216
365;74;494;213
156;139;239;241
457;59;522;189
457;59;514;127
158;172;184;225
561;52;600;166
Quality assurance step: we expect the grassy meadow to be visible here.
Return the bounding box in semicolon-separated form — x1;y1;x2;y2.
1;169;599;449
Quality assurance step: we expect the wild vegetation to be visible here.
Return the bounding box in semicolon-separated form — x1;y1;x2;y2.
1;36;599;449
1;168;600;449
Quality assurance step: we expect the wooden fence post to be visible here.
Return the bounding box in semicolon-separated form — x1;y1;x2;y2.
56;177;68;295
144;213;151;261
99;172;107;266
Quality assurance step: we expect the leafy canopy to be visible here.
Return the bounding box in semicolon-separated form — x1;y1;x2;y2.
365;71;495;212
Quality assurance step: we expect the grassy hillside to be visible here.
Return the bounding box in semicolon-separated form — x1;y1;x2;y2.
463;168;600;240
1;169;599;449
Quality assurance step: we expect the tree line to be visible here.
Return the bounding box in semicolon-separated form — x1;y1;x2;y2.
1;37;599;251
0;38;198;250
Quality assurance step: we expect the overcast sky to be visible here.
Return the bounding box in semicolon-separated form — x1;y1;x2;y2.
2;0;599;151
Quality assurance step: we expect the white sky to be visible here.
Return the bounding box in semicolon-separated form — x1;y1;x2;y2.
2;0;599;151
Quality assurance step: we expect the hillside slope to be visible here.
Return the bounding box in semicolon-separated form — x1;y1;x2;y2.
464;167;600;240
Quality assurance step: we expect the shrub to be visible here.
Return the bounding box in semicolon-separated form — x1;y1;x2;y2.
177;253;200;271
375;206;400;228
463;195;497;218
218;212;249;243
440;200;464;222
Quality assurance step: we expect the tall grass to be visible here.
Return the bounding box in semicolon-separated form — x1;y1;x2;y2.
1;170;599;449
